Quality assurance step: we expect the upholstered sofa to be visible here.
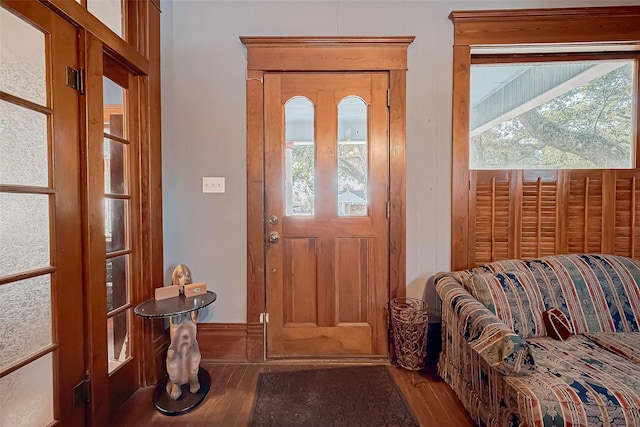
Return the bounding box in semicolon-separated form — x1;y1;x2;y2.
434;254;640;426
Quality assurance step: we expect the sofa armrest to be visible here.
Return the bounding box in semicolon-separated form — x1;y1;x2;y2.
436;275;535;375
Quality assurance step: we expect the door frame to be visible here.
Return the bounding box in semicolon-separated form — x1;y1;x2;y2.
241;36;414;361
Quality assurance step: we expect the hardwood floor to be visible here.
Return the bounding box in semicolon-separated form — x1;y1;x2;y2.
111;362;475;427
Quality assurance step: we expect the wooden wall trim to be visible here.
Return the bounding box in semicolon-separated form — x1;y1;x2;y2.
449;6;640;46
141;1;164;387
450;45;471;271
198;323;249;362
245;70;265;362
82;30;110;425
40;0;149;74
246;322;265;362
389;70;406;299
241;36;414;71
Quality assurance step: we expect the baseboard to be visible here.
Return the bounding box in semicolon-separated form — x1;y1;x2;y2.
197;323;249;362
246;322;265;362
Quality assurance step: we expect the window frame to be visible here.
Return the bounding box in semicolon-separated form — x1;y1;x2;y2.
450;6;640;270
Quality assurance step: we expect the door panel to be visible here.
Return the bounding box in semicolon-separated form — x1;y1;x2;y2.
0;2;85;425
265;73;389;358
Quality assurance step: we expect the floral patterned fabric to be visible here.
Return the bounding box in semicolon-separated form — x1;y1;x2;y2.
466;270;546;338
584;332;640;365
435;254;640;427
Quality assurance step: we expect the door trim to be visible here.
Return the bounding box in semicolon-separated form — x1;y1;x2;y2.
241;36;414;361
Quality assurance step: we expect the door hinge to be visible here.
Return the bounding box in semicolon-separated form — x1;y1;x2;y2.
387;89;391;107
66;66;85;94
73;377;91;405
259;312;269;323
386;201;390;219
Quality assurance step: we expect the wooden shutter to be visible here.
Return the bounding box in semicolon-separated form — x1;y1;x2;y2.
467;169;640;267
566;170;605;254
613;171;640;257
470;171;511;265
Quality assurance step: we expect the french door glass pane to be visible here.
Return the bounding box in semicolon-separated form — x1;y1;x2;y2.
87;0;123;38
105;198;127;252
0;193;50;277
0;100;48;187
103;77;125;137
337;96;368;216
0;353;54;427
107;310;130;373
0;8;46;105
107;255;128;313
0;275;52;370
285;96;315;216
105;139;127;194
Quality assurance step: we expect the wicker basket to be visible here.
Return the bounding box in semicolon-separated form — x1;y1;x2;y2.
390;297;428;370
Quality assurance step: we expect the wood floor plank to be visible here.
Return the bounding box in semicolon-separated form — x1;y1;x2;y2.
223;364;261;427
203;364;250;425
111;362;476;427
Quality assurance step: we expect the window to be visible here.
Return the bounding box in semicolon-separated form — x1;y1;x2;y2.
470;59;635;169
449;7;640;270
337;96;368;216
284;96;315;216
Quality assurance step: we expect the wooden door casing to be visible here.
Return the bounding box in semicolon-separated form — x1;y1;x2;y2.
242;36;413;362
265;73;389;357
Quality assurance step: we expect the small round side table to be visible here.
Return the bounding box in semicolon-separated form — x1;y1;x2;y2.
134;291;217;415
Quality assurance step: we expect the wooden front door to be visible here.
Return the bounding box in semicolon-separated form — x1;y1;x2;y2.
265;72;389;357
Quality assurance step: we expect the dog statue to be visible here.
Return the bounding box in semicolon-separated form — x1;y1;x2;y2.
165;264;202;400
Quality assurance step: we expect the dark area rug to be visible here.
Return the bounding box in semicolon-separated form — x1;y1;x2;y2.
249;365;419;427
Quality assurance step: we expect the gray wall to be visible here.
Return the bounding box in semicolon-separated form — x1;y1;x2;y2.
161;0;639;323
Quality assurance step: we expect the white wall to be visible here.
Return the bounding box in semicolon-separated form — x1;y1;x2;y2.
161;0;639;323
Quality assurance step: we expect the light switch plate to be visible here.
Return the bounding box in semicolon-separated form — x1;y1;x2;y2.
203;177;225;193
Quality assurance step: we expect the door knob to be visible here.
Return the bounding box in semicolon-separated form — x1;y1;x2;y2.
268;232;280;244
269;215;279;225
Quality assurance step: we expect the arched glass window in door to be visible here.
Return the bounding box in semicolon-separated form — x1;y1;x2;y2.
284;96;315;216
337;96;368;216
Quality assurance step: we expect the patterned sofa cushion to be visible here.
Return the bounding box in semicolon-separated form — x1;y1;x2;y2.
466;254;640;334
504;335;640;426
585;332;640;365
466;270;546;338
507;254;640;334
